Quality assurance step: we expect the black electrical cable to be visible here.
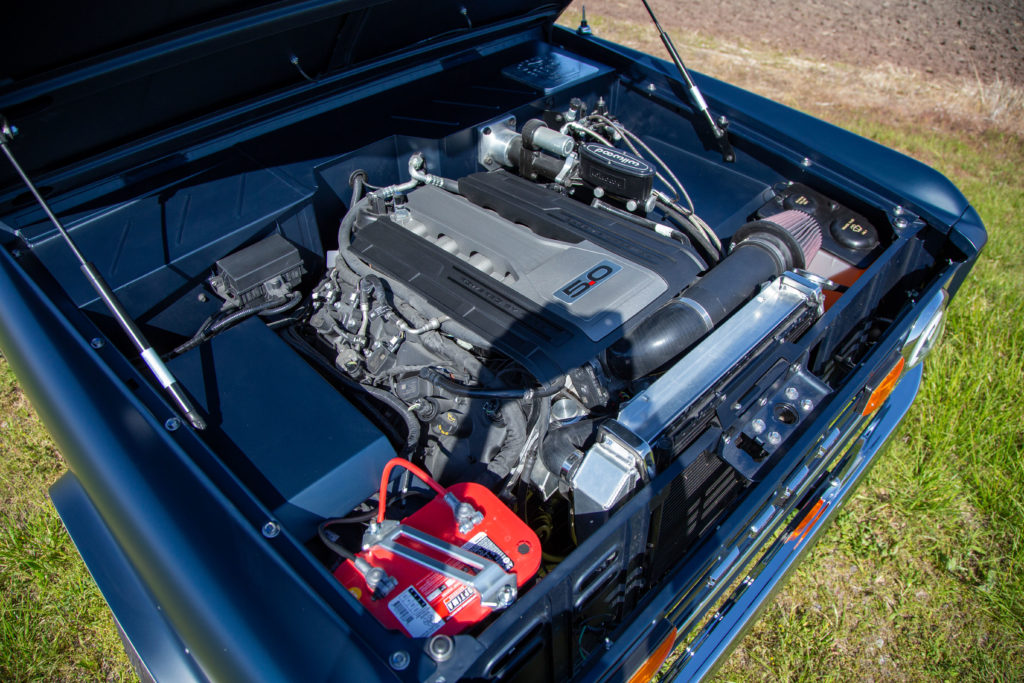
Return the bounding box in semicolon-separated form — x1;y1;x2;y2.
317;522;357;562
418;367;564;400
171;294;293;357
258;291;302;317
485;401;528;480
320;491;433;529
501;396;552;498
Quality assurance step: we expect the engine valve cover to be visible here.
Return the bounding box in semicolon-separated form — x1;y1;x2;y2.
351;171;704;380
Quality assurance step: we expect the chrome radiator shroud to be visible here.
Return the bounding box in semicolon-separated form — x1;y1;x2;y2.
570;273;825;532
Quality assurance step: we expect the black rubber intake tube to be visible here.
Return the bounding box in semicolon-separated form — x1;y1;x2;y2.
606;210;821;380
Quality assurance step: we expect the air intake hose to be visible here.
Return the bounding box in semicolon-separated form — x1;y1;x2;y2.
606;210;822;380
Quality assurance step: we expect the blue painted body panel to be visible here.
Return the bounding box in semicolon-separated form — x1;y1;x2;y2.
0;246;396;681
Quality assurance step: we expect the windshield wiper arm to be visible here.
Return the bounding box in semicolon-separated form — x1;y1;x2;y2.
640;0;735;163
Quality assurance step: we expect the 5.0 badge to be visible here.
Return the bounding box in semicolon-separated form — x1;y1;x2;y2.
554;260;622;304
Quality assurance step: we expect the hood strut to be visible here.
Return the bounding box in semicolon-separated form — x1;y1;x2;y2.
0;116;206;431
640;0;735;163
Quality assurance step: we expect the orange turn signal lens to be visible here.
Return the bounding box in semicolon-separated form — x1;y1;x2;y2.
626;625;678;683
862;357;905;416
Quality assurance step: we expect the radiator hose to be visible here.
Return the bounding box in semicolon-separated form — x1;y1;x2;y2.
606;210;822;380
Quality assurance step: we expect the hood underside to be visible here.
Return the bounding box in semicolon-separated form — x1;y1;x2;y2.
0;0;568;203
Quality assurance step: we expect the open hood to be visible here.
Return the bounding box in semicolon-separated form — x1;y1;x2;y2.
0;0;568;204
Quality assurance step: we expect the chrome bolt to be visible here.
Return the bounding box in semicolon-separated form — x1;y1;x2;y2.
647;82;656;93
389;651;410;671
800;398;814;412
784;386;799;400
894;216;909;229
801;157;812;167
90;337;105;349
164;417;181;432
731;402;742;411
261;521;281;538
767;431;782;446
197;293;208;303
496;584;516;608
427;634;454;663
751;418;766;434
894;205;904;215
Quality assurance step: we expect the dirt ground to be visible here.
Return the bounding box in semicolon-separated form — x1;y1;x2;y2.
567;0;1024;86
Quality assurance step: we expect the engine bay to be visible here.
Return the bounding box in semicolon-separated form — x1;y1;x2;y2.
4;37;945;671
146;93;885;639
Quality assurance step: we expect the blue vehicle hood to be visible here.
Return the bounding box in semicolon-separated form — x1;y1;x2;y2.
0;0;570;204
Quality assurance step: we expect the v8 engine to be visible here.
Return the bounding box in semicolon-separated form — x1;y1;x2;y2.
195;101;845;638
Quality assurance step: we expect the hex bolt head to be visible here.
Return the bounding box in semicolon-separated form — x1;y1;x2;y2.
767;431;782;446
784;386;800;400
389;651;410;671
261;521;281;538
800;398;814;412
751;418;766;434
90;337;105;349
164;417;181;432
496;584;516;608
427;634;454;662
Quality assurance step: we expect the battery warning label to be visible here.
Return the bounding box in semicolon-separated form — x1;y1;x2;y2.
463;532;514;571
388;586;444;638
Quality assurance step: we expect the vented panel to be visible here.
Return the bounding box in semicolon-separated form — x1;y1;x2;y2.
649;452;742;582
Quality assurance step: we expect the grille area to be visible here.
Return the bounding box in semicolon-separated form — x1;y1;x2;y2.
648;451;743;582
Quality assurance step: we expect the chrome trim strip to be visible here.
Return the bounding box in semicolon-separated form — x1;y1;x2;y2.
669;363;923;681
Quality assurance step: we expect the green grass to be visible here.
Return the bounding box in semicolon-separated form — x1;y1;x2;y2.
3;18;1024;681
711;108;1024;682
0;358;133;681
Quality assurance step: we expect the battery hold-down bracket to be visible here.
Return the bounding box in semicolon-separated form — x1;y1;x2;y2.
333;460;541;638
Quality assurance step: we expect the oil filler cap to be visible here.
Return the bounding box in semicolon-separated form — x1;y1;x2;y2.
830;213;879;251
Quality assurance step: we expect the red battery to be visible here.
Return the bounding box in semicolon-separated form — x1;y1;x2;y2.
333;460;541;638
